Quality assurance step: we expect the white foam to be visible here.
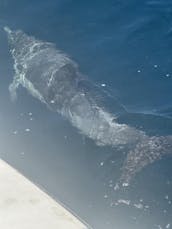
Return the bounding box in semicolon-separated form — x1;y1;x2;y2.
118;199;130;205
133;203;143;209
166;223;171;229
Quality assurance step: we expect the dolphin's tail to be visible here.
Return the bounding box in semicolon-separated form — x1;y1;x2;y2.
118;135;172;187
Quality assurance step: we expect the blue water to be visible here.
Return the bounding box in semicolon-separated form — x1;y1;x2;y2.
0;0;172;228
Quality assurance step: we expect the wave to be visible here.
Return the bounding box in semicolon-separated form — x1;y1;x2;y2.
4;26;172;187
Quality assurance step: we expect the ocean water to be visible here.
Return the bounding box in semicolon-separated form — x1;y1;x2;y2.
0;0;172;228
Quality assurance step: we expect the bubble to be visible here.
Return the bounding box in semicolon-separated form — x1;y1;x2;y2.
100;162;104;166
101;83;106;87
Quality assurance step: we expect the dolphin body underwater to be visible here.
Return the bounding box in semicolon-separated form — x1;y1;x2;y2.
4;27;172;187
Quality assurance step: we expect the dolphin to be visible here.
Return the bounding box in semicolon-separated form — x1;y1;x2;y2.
4;27;172;187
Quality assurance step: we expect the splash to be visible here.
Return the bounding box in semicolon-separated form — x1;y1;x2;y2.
5;27;172;186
